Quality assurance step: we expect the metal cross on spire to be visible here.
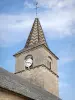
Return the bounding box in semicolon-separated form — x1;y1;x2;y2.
35;2;39;17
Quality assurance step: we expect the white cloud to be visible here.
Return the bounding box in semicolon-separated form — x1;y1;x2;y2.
59;57;75;65
24;1;35;8
0;0;75;47
0;14;34;47
40;11;72;38
58;46;75;65
25;0;75;38
35;0;73;9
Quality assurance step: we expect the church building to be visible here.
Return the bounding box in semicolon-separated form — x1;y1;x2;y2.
0;18;61;100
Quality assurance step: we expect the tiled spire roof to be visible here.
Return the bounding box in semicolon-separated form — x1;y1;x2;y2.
13;18;59;59
25;18;48;48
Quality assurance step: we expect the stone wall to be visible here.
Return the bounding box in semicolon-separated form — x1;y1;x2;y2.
16;66;59;97
15;45;59;97
0;88;30;100
15;46;58;74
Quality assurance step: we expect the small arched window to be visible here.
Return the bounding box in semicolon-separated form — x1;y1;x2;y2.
47;56;52;70
25;55;33;60
48;56;52;61
50;62;51;70
47;61;51;70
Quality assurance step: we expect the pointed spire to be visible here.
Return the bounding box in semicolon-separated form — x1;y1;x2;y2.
25;18;48;48
14;18;59;60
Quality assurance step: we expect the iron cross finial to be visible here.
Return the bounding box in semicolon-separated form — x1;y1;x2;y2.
35;2;38;17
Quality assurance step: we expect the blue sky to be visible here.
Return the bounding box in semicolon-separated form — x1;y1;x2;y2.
0;0;75;100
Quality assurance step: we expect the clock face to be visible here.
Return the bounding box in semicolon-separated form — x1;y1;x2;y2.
25;58;33;68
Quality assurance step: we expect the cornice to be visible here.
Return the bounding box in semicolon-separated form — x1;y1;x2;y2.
13;44;59;60
14;64;59;78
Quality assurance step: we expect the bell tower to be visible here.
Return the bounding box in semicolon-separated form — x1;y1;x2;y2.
14;18;59;97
